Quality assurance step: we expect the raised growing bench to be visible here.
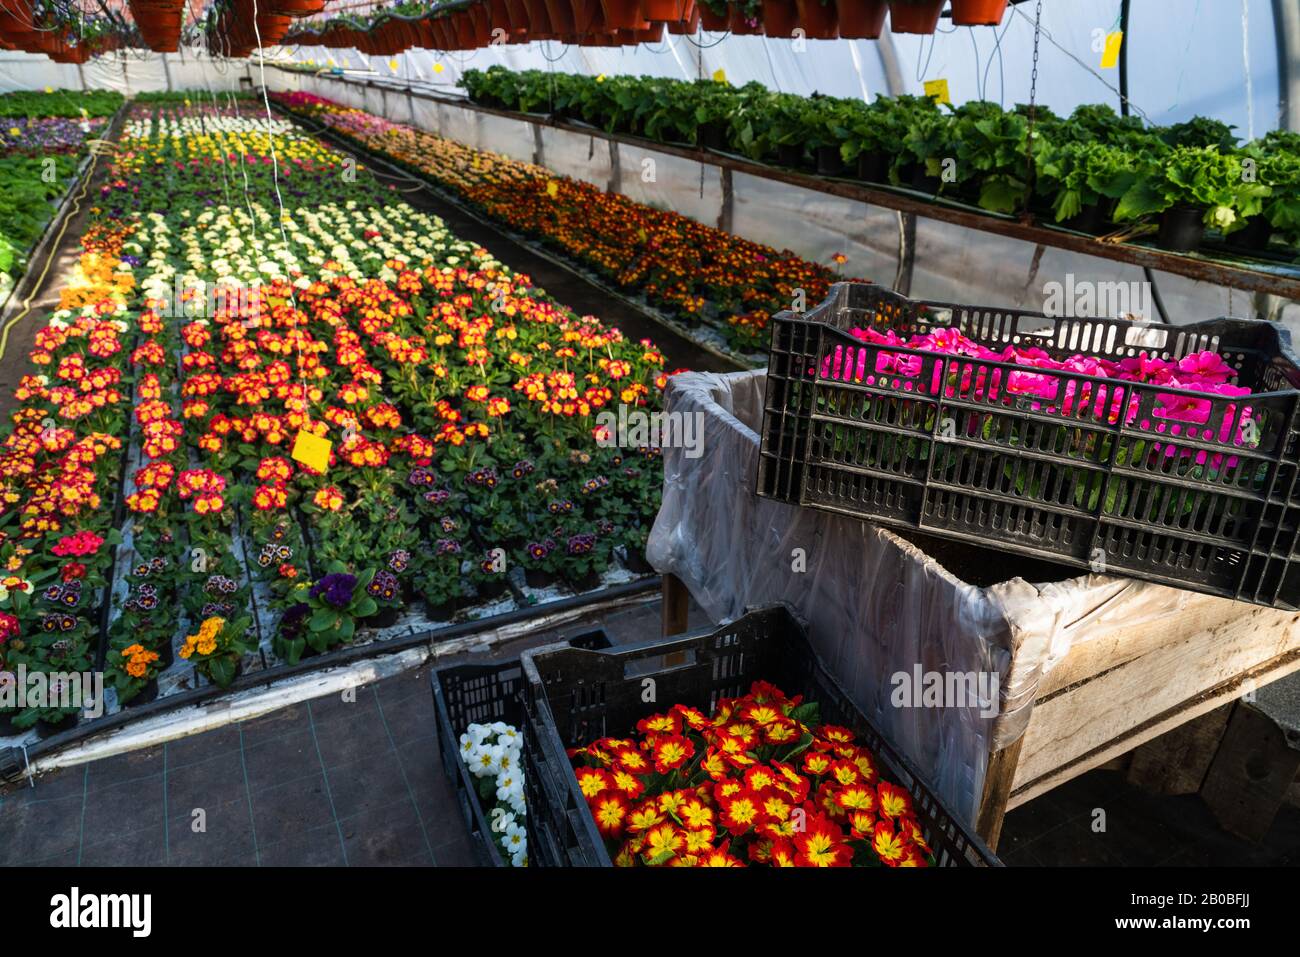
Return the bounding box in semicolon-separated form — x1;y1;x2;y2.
648;370;1300;846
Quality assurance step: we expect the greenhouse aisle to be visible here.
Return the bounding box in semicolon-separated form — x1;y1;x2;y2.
3;590;1298;867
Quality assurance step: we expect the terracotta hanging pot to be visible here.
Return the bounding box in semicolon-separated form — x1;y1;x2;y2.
488;0;512;34
835;0;886;37
950;0;1008;26
728;4;762;34
468;3;493;44
887;0;944;34
571;0;608;33
452;10;478;47
636;20;666;40
524;0;555;33
503;0;531;31
698;2;729;29
544;0;577;32
600;0;649;31
760;0;797;37
639;0;690;22
667;1;700;33
272;0;326;16
794;0;837;37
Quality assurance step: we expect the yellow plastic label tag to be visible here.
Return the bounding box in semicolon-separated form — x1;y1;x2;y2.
1101;31;1123;69
546;180;559;199
923;78;951;105
712;68;727;84
388;59;399;72
433;62;445;74
291;430;331;473
44;86;52;94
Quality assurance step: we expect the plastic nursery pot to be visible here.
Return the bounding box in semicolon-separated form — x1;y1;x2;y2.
857;150;888;182
571;0;607;32
1226;216;1274;252
1156;203;1207;252
949;0;1008;26
122;680;161;710
601;0;649;29
469;4;495;44
667;1;701;32
760;0;798;36
524;0;555;32
524;567;559;589
835;0;886;37
1062;198;1116;235
698;2;730;29
637;20;666;40
368;606;401;630
887;0;944;33
640;0;691;21
544;0;577;32
697;119;728;149
452;11;479;47
475;579;511;602
899;161;940;193
503;0;532;31
566;569;603;593
36;712;79;739
816;144;848;176
728;5;763;34
488;0;514;33
777;142;807;168
794;0;838;37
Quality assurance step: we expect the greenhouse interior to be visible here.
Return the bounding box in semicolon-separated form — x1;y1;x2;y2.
0;0;1297;914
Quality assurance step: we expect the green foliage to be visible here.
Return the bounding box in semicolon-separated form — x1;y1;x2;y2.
0;89;123;118
457;67;1300;243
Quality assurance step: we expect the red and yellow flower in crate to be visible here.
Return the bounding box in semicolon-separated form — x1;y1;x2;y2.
568;680;933;867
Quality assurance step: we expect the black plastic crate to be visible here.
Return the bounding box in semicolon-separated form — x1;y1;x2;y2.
757;282;1300;607
520;605;998;867
431;629;609;867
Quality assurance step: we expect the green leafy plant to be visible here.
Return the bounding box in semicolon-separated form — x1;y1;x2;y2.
1115;146;1271;230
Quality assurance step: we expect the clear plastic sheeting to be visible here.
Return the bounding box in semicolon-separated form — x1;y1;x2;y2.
0;51;254;96
617;142;725;227
730;170;901;282
646;369;1201;822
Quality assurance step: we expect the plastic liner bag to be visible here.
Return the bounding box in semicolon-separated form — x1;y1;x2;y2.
646;369;1191;822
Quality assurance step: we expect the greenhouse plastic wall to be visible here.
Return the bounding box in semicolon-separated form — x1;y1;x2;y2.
262;62;1300;334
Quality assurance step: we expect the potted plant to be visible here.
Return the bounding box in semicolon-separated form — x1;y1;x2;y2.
601;0;648;29
760;0;798;37
105;642;162;708
835;0;886;37
1035;140;1140;231
794;0;837;37
729;0;763;33
950;0;1007;26
286;565;380;655
698;0;729;28
178;614;254;689
887;0;943;33
1115;146;1270;252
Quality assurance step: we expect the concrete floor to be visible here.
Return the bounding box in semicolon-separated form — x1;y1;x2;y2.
3;596;1298;867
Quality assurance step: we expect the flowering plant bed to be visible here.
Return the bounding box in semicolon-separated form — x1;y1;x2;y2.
0;98;671;734
758;283;1300;606
272;91;853;357
520;605;996;866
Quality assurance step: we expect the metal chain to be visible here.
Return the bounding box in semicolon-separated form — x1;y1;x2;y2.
1022;0;1043;221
